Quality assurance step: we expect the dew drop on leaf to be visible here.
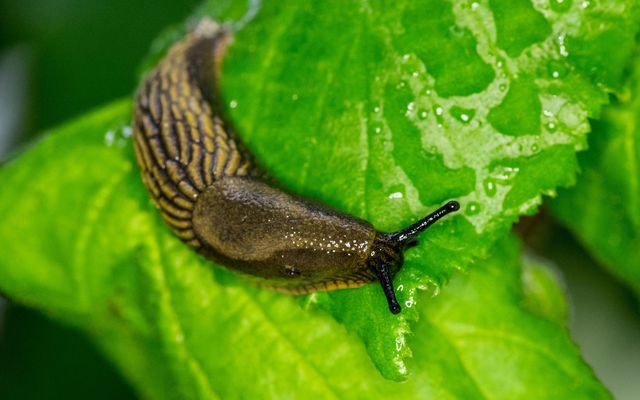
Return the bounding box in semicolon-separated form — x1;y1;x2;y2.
449;106;476;124
484;178;498;197
433;105;445;124
370;123;383;135
547;60;570;79
465;201;481;215
494;166;519;183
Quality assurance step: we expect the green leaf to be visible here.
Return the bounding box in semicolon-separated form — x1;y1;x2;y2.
220;0;639;377
0;124;607;396
416;236;607;400
550;48;640;295
0;0;637;384
521;253;568;324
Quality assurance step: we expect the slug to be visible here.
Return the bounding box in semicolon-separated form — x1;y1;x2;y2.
132;20;459;314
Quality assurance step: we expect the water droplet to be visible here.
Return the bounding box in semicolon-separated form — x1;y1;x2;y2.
402;54;410;62
531;144;540;153
466;201;481;215
493;166;519;183
370;123;383;135
484;178;497;197
406;102;415;114
470;1;479;10
449;106;476;124
418;109;429;120
580;0;590;9
388;191;404;199
433;105;444;124
557;34;569;57
229;99;238;109
550;0;572;12
395;337;406;352
373;106;381;113
499;83;507;91
547;60;569;79
121;126;133;138
412;71;419;78
405;297;415;308
104;130;115;146
546;122;557;133
396;81;406;89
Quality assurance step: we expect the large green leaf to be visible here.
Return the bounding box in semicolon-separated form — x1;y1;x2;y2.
0;115;607;396
0;0;637;384
551;47;640;294
217;0;639;377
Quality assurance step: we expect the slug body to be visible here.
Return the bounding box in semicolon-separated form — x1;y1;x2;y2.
133;20;459;314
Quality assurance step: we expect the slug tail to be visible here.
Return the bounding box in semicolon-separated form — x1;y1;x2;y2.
133;20;257;251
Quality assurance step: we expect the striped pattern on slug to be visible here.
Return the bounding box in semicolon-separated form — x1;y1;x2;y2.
133;23;257;250
132;19;460;314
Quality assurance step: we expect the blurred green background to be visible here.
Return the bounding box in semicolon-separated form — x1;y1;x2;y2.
0;0;197;398
0;0;639;399
0;0;197;142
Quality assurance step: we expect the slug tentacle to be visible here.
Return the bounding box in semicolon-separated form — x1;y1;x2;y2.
374;263;401;314
386;200;460;245
133;18;460;314
368;200;460;313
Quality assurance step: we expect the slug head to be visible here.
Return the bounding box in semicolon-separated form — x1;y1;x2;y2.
369;200;460;314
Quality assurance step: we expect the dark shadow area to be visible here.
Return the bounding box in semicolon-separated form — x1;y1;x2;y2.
0;0;198;140
0;1;198;397
0;305;136;399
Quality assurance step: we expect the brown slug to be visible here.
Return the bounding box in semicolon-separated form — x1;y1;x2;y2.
132;20;459;314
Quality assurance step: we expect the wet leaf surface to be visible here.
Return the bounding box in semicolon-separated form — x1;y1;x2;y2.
0;0;637;392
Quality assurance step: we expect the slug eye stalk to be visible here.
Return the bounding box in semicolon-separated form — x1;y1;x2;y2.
389;201;460;245
371;201;460;314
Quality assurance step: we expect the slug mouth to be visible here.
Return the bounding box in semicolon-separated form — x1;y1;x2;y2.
370;200;460;314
